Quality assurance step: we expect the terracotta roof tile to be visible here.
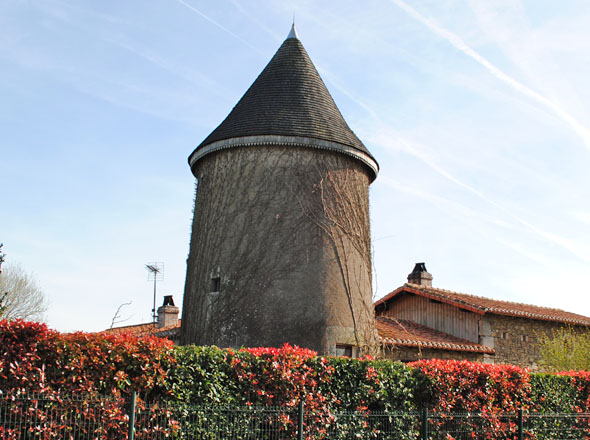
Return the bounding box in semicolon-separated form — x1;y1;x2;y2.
376;316;495;354
102;320;181;339
153;324;181;339
375;284;590;326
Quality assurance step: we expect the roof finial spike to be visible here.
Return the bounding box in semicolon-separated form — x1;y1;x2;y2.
287;20;298;40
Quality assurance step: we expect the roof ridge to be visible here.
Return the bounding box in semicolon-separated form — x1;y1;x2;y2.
406;283;494;302
406;282;586;314
403;283;590;324
102;322;155;331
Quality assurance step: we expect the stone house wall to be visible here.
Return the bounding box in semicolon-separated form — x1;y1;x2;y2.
379;316;589;369
375;290;590;368
484;315;587;369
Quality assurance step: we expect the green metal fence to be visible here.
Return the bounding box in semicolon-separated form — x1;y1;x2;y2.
2;393;590;439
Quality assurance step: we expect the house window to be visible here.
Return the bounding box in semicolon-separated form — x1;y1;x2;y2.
211;277;221;292
335;344;353;357
501;331;508;340
522;335;529;342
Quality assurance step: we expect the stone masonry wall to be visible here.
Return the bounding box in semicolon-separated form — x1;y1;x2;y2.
486;314;587;369
181;145;375;355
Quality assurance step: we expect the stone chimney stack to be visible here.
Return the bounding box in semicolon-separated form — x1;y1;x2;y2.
407;262;433;287
157;295;179;328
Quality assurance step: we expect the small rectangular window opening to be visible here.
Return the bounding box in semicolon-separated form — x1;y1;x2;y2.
335;344;353;357
522;335;529;342
211;277;221;292
501;331;508;340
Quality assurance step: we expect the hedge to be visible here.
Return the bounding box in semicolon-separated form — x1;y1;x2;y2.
2;319;590;437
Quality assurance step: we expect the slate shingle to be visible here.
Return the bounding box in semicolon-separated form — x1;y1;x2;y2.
194;35;376;163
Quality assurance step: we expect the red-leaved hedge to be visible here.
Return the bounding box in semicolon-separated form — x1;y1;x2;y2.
410;359;531;413
2;319;590;419
0;319;177;438
0;319;173;399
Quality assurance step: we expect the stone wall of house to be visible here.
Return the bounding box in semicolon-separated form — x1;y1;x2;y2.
382;345;484;363
484;315;585;369
378;315;590;369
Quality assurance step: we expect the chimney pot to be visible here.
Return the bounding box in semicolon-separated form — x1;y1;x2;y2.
407;262;433;287
157;295;179;328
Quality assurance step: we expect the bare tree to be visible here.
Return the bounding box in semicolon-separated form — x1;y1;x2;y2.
0;243;5;272
0;244;6;317
0;263;48;322
110;301;133;329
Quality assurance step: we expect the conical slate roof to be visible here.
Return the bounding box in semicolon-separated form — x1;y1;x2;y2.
190;26;378;178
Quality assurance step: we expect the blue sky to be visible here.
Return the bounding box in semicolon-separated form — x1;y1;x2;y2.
1;0;589;332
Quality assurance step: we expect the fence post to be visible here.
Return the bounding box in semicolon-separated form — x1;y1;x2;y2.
421;407;428;440
128;391;137;440
518;408;524;440
297;400;304;440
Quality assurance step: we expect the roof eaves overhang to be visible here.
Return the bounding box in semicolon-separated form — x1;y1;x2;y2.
189;135;379;181
485;308;590;326
379;336;495;354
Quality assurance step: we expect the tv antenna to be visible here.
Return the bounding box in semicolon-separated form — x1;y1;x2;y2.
145;262;164;323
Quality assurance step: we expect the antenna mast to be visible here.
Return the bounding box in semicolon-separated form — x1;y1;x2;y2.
145;262;164;323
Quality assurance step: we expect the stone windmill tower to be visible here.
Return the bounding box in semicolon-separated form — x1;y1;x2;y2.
181;25;379;356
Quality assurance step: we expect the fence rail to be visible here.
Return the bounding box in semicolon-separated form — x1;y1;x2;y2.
2;393;590;439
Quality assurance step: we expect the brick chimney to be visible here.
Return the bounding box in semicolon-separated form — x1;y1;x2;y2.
407;262;433;287
157;295;179;328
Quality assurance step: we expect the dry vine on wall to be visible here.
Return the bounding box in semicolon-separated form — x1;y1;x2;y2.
182;146;378;356
292;156;378;356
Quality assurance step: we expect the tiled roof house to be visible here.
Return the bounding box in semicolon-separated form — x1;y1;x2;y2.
375;263;590;368
104;267;589;368
103;296;181;344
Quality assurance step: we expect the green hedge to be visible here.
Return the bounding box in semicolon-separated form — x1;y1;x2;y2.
2;319;590;414
167;345;429;412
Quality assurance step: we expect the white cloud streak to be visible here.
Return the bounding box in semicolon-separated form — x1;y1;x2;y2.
308;25;590;265
378;175;555;267
174;0;266;56
370;125;590;263
389;0;590;150
300;10;590;264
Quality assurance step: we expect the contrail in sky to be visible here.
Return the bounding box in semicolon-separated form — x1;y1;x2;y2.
389;0;590;150
370;127;590;263
378;175;551;266
174;0;265;56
